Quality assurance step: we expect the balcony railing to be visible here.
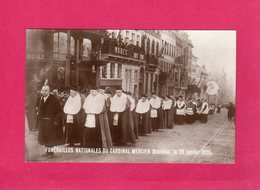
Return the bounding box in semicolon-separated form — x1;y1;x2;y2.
53;52;67;61
101;38;145;61
26;53;45;61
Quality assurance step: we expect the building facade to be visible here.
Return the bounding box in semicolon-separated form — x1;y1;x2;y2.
141;30;161;95
99;30;145;97
26;29;205;100
156;30;194;98
100;30;161;97
158;30;176;96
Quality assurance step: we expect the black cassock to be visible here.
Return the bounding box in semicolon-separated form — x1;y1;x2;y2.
136;112;149;136
38;94;65;147
83;114;102;148
111;109;136;146
65;114;81;145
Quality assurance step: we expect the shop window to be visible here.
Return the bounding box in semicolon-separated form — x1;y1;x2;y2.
102;66;107;78
110;63;115;78
134;70;138;82
118;64;122;78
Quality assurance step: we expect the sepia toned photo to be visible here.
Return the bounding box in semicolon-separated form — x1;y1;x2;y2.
25;29;236;163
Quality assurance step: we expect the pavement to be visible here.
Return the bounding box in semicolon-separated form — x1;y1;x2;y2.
25;109;235;163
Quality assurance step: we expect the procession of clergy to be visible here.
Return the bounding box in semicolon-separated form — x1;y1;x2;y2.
37;85;210;156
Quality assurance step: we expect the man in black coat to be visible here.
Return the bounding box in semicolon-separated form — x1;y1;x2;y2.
227;102;235;121
37;85;65;157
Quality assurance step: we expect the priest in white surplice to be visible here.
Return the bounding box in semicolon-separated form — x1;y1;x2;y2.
63;87;82;147
162;95;174;129
135;94;150;136
110;89;136;146
149;92;161;132
82;89;105;148
175;95;186;125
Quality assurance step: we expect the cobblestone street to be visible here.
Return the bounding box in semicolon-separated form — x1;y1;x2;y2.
26;109;235;163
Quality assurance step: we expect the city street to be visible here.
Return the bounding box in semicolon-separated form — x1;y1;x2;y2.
26;109;235;163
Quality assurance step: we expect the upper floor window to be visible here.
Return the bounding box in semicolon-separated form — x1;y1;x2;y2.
146;38;150;53
81;38;92;61
137;35;140;45
124;37;129;44
53;32;67;54
151;40;155;55
156;42;159;56
126;31;129;37
131;33;135;44
53;32;75;59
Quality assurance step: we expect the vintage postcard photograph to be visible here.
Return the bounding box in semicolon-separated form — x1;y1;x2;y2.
25;29;236;163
